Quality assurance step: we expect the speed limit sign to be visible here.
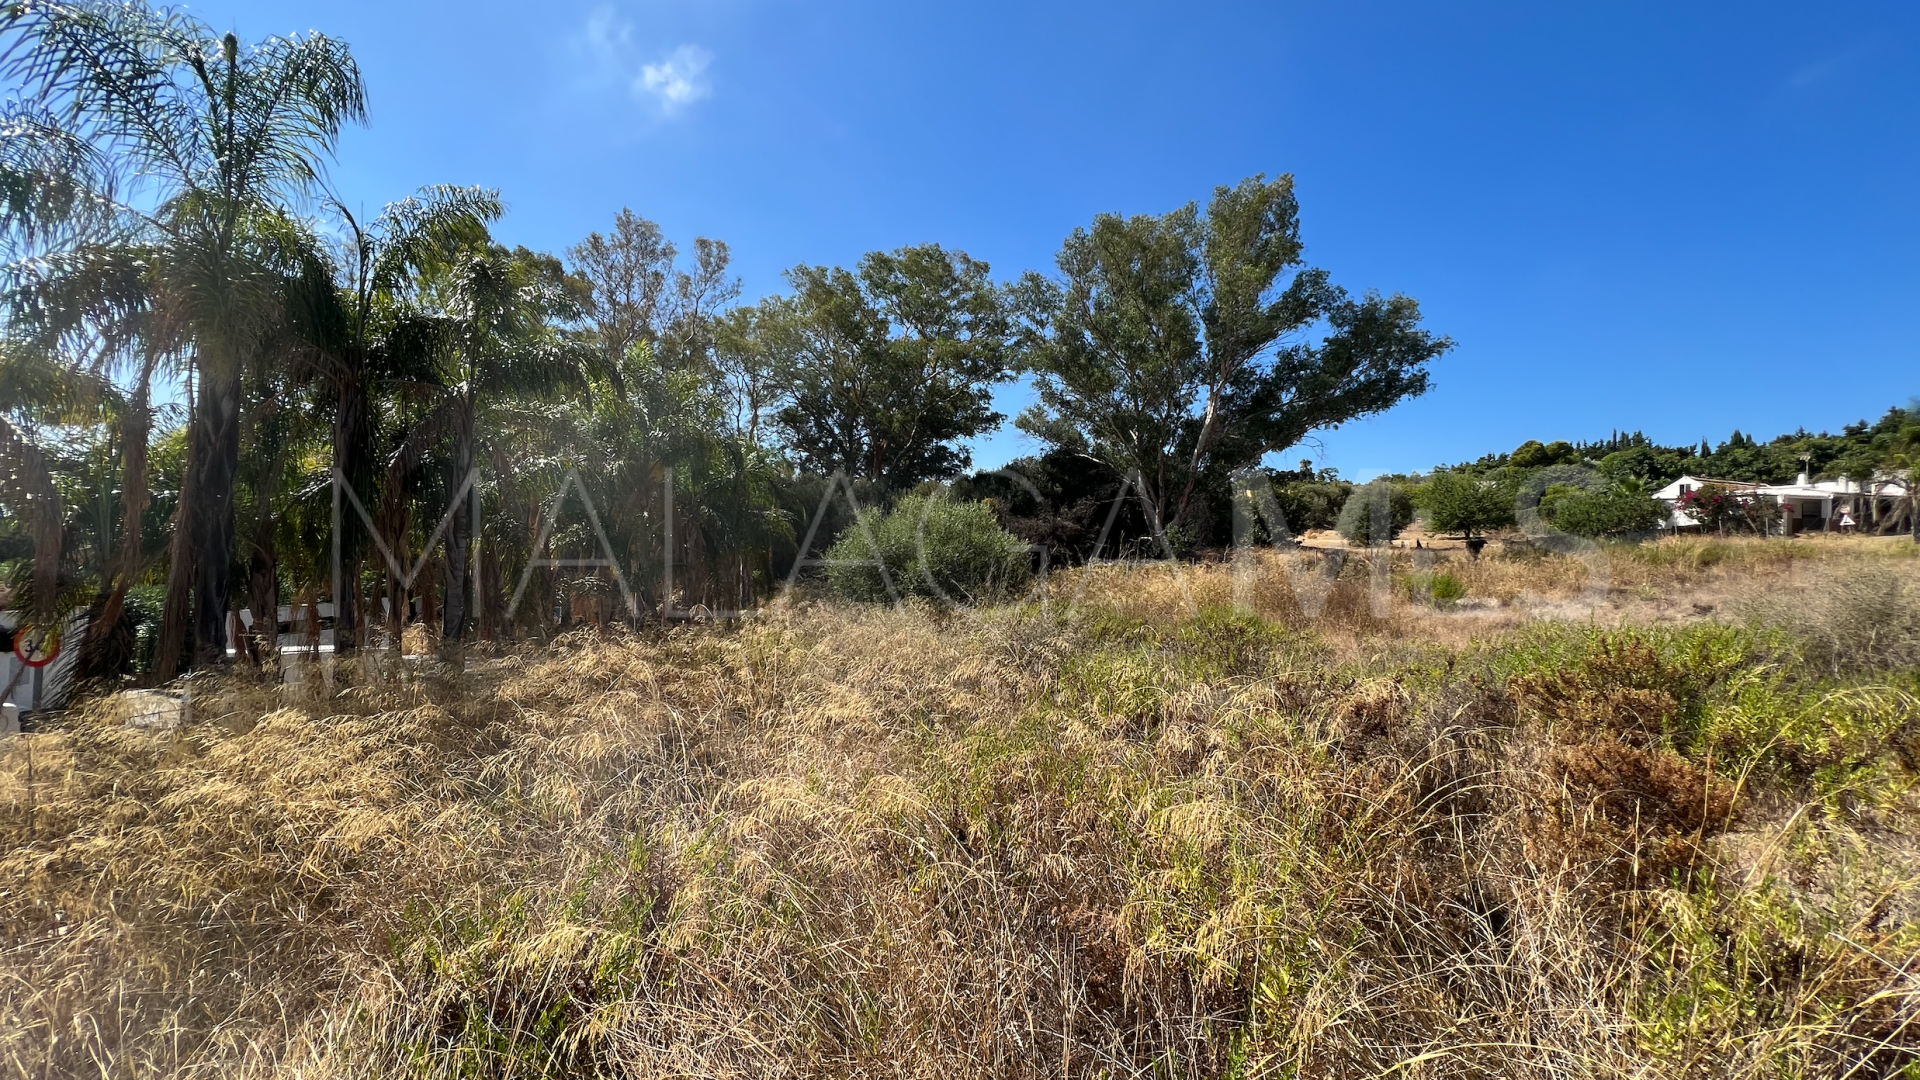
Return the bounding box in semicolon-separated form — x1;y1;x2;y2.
12;624;60;669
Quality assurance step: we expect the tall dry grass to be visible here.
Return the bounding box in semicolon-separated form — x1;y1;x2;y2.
2;539;1918;1077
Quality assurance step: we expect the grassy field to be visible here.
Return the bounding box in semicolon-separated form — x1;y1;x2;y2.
4;536;1920;1078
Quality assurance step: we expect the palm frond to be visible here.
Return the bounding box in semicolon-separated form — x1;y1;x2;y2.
0;0;208;195
0;100;117;252
365;185;502;297
2;240;157;368
220;30;365;203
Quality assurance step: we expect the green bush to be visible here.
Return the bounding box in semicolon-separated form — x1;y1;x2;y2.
1544;484;1668;537
125;583;166;673
826;495;1034;604
1408;570;1467;605
1335;482;1414;545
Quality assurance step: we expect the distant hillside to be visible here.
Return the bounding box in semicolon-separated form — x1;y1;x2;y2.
1440;404;1918;487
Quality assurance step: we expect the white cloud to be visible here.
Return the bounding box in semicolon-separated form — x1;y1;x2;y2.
638;44;713;109
580;5;634;67
570;7;712;116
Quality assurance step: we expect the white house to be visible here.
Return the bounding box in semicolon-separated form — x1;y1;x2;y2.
1654;470;1912;535
1650;475;1758;530
1758;471;1912;535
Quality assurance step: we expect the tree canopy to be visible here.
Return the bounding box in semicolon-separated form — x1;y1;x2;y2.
757;244;1017;491
1014;174;1451;532
1417;471;1516;538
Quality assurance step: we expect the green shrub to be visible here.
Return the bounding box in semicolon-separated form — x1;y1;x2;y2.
826;495;1034;604
125;584;166;673
1270;478;1355;534
1499;624;1754;756
1545;484;1668;537
1407;570;1467;606
1335;482;1414;545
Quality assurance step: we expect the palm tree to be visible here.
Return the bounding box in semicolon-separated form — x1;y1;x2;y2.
1;251;174;675
2;88;147;636
396;246;590;641
285;186;502;651
1885;421;1920;544
3;0;366;665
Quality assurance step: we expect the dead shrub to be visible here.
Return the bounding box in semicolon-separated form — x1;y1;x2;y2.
1332;677;1411;755
1740;562;1920;677
1551;742;1734;836
1530;741;1737;887
1508;631;1740;749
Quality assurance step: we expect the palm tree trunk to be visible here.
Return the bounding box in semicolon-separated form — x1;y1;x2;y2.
331;373;369;653
0;416;62;620
80;360;154;671
419;554;440;631
154;393;197;681
189;370;243;667
529;497;553;639
379;467;412;644
246;512;278;667
477;535;502;640
441;397;474;641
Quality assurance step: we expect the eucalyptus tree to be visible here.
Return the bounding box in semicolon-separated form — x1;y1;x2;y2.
568;209;739;377
712;297;793;445
760;243;1017;491
1;0;366;664
1014;174;1452;533
655;237;740;371
567;208;672;393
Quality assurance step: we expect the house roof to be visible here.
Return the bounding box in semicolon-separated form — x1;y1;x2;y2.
1667;475;1761;488
1654;475;1763;501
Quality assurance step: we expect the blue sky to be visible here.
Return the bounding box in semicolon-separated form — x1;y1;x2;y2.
197;0;1918;479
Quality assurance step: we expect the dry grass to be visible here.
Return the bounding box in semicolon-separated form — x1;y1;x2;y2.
3;539;1920;1078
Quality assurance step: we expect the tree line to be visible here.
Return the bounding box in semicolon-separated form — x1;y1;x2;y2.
1267;410;1920;550
0;1;1449;674
1453;412;1920;492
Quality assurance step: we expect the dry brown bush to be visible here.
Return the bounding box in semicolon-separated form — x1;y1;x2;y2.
1510;635;1702;746
1739;562;1920;676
